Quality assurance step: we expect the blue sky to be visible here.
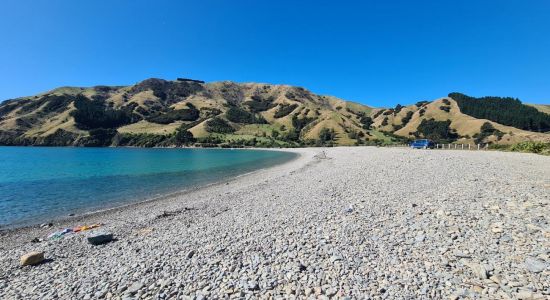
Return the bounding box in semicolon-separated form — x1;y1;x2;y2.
1;0;549;107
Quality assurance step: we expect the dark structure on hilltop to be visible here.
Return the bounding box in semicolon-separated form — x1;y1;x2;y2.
176;78;205;84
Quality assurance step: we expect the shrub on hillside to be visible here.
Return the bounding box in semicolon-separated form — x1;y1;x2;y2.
415;101;429;107
147;106;199;124
17;98;49;115
244;97;277;112
204;117;235;133
401;111;414;126
319;128;337;145
394;104;404;114
198;135;224;144
0;100;26;118
83;128;118;146
348;130;364;140
41;129;79;146
473;122;503;144
199;107;222;118
415;118;458;143
274;104;298;118
43;95;72;113
281;129;300;142
291;115;315;131
225;107;266;124
359;116;373;130
173;125;196;145
372;110;385;119
116;133;169;147
17;94;72;115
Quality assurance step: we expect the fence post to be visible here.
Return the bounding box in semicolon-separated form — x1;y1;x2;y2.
469;144;471;150
477;144;480;150
461;144;464;150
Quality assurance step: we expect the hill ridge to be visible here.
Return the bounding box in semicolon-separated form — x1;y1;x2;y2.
0;78;549;147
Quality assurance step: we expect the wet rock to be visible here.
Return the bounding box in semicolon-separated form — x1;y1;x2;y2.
87;232;114;245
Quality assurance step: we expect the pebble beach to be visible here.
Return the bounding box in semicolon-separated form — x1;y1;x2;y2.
0;147;549;299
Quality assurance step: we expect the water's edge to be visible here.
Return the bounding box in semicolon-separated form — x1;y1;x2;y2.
0;148;303;231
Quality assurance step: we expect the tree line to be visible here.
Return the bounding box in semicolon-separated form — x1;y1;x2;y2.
449;92;550;132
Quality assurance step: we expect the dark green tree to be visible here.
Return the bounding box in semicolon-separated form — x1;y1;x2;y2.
416;118;458;143
174;127;196;145
449;92;550;132
204;117;235;133
319;128;337;145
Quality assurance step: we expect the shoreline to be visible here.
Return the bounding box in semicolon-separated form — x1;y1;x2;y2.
1;147;548;299
0;147;302;231
0;147;315;246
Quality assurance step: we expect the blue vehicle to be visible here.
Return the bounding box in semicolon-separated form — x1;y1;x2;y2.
410;139;435;149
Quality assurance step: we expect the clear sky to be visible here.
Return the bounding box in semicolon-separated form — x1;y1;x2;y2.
1;0;549;107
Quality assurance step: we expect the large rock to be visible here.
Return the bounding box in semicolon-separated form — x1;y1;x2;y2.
20;251;44;266
524;257;547;273
87;232;114;245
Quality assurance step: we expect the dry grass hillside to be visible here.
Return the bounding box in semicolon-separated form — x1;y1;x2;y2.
371;97;550;144
0;79;381;147
1;79;549;147
528;103;550;116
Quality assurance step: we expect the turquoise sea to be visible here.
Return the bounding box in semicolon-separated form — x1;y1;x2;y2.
0;147;296;227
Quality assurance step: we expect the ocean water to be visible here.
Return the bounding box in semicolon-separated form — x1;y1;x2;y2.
0;147;296;227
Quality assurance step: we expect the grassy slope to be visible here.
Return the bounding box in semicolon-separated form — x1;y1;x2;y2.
377;98;550;144
1;79;379;145
527;104;550;115
4;78;549;146
118;120;184;135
